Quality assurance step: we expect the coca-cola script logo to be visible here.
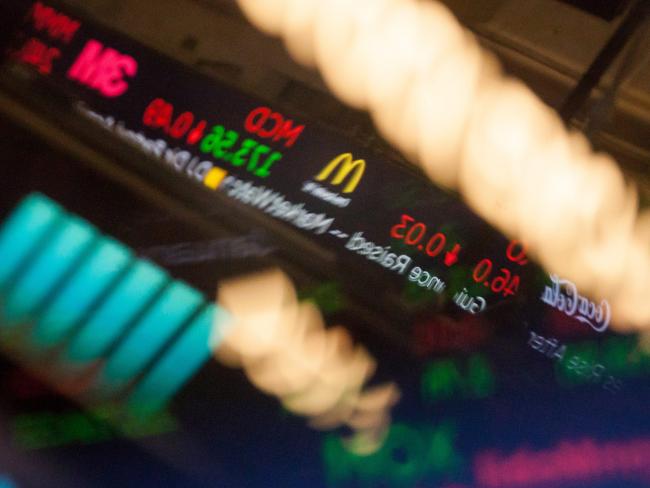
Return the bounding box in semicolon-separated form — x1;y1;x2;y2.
540;275;610;332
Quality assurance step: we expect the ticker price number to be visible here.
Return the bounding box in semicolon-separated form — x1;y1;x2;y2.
390;214;460;264
142;98;207;144
471;240;527;297
391;214;528;298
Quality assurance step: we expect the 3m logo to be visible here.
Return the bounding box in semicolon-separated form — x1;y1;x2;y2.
315;153;365;193
67;40;137;97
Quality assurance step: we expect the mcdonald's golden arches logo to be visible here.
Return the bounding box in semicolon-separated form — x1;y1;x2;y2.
315;153;365;193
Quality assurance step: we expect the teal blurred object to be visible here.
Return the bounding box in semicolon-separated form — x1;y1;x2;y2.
0;475;16;488
0;216;96;327
0;193;231;412
33;238;133;347
98;281;204;391
128;304;228;413
0;193;63;288
65;260;168;363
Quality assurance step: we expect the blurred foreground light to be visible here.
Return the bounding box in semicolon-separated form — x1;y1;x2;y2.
215;269;400;452
236;0;650;332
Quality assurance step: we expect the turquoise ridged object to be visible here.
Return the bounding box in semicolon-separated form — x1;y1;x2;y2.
0;193;231;412
128;304;230;413
65;260;168;363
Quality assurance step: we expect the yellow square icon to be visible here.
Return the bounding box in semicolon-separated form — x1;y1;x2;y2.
203;167;228;190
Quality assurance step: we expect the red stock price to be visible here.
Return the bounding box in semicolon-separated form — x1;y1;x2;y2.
390;214;461;266
143;98;207;145
471;240;528;297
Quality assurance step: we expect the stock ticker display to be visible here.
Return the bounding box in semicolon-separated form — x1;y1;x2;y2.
0;1;649;488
